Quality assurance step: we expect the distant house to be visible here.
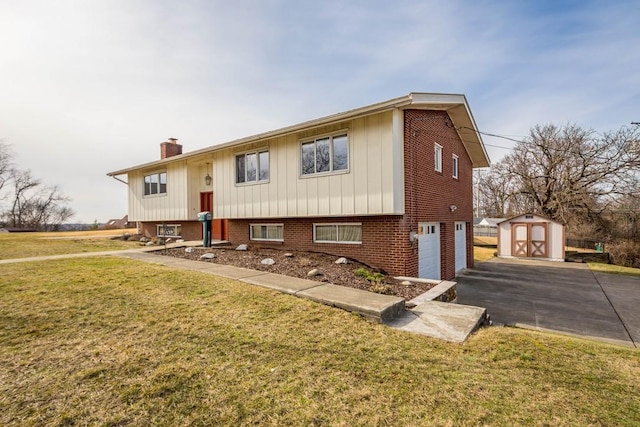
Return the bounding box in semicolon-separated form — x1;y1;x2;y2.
100;215;135;230
108;93;490;280
473;217;504;236
0;227;38;233
478;218;503;227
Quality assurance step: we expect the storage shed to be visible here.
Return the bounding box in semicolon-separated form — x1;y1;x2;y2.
497;213;565;261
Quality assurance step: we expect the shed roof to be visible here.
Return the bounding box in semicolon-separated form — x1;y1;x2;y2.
497;213;565;225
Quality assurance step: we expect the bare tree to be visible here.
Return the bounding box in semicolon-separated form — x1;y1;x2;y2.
7;169;40;228
489;123;640;235
0;141;12;195
0;142;74;230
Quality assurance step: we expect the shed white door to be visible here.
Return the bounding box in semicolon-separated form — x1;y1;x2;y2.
418;222;440;280
455;222;467;273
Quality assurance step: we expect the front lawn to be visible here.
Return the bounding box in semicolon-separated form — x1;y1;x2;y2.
1;257;639;426
0;229;138;260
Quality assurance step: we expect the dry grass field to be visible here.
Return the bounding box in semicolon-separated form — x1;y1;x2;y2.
1;256;639;426
0;229;139;260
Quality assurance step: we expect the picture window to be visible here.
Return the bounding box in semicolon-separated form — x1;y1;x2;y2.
144;172;167;196
236;150;269;184
301;133;349;176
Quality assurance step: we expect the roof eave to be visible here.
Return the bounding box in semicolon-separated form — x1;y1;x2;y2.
107;92;490;175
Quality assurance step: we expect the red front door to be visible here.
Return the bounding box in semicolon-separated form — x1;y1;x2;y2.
200;192;213;212
199;192;227;240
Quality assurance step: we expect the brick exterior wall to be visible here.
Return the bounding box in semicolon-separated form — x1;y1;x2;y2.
227;216;410;274
403;109;475;279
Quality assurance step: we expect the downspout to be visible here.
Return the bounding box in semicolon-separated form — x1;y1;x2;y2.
109;175;128;185
108;174;137;233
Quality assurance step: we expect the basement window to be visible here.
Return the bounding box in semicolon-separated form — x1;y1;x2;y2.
250;224;284;241
157;224;181;238
313;223;362;244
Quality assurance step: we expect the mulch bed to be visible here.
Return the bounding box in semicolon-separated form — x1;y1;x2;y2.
158;246;434;300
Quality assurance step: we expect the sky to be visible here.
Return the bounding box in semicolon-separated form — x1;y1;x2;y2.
1;0;639;223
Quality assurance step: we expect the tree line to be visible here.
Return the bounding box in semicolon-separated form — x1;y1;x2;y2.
0;142;74;231
475;123;640;242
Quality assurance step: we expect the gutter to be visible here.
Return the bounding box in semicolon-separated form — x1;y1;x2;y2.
109;174;128;185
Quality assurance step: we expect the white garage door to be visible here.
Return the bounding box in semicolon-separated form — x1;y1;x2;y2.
455;222;467;273
418;222;440;280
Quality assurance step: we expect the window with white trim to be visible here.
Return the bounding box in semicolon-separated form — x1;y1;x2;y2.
452;154;459;179
434;144;443;173
250;224;284;241
301;133;348;176
236;150;269;184
313;223;362;244
144;172;167;196
157;224;181;237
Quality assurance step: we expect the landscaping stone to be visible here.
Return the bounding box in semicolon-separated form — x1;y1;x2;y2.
283;253;293;257
261;258;276;265
335;257;348;264
401;280;412;286
236;244;248;251
185;247;194;253
140;237;150;243
200;253;216;260
145;241;155;246
307;268;320;277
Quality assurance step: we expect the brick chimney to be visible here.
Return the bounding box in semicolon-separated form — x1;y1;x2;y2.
160;138;182;159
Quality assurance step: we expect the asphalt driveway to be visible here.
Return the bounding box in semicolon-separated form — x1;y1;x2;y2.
457;258;639;347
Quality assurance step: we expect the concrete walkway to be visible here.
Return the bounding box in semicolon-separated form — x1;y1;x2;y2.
2;245;487;343
119;251;487;342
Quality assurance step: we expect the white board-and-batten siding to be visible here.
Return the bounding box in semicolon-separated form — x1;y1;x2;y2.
127;162;191;222
213;110;405;219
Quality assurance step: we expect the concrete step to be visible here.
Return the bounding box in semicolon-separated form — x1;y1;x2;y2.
386;301;487;343
297;284;405;323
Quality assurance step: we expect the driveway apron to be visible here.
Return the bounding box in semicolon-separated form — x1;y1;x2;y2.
592;272;640;345
457;258;638;347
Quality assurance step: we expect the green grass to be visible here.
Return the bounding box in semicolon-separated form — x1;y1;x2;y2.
1;257;639;426
0;229;139;260
588;262;640;277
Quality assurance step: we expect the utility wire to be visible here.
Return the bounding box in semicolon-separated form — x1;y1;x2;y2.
455;125;640;163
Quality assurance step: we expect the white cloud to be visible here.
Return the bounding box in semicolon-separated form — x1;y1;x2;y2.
0;0;638;222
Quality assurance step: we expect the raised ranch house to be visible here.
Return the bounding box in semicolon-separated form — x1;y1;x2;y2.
107;93;490;280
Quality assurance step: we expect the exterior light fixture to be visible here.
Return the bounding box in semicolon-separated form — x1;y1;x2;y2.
204;163;212;186
450;205;457;212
